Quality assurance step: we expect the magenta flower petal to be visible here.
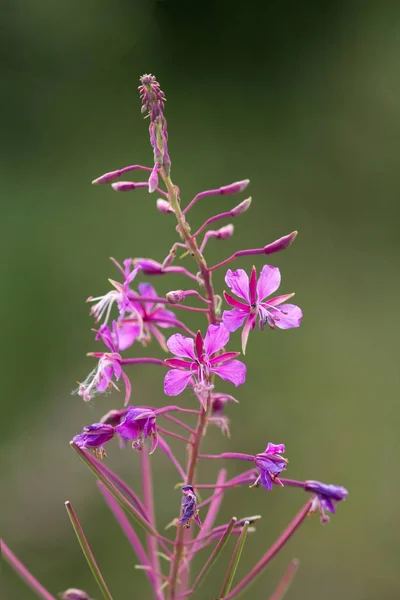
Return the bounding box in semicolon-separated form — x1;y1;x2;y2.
241;313;256;354
166;333;196;360
137;282;158;310
116;321;141;351
203;323;230;356
265;442;285;454
225;269;250;303
222;307;248;332
164;369;193;396
223;291;249;310
256;265;281;302
269;304;303;329
212;359;246;386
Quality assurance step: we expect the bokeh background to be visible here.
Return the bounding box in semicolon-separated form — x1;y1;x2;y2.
2;1;400;599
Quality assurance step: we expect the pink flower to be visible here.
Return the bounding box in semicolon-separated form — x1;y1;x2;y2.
164;324;246;408
223;265;303;353
116;283;179;352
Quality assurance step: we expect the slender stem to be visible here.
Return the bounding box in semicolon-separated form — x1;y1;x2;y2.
158;426;192;444
155;406;200;416
269;559;299;600
127;294;209;312
120;357;167;367
65;501;114;600
2;541;56;600
141;448;164;600
222;500;312;600
162;413;196;435
97;483;157;592
219;520;250;597
177;517;238;598
158;435;186;480
198;452;254;461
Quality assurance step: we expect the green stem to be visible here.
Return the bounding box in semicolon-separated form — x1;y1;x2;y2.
65;501;113;600
219;520;250;597
160;169;219;599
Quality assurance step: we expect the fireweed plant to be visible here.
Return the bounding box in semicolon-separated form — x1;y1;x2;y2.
3;75;348;600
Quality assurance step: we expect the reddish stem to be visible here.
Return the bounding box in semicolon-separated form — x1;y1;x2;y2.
2;541;56;600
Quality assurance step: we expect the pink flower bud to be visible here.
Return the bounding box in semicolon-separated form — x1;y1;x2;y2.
231;196;252;216
166;290;185;304
157;199;174;214
215;224;234;239
148;164;159;193
220;179;250;195
263;231;297;254
111;181;144;192
92;170;122;185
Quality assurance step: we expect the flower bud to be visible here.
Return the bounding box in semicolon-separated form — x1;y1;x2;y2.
148;165;159;193
231;196;252;216
59;589;92;600
263;231;297;254
92;170;121;185
133;258;164;274
111;181;137;192
157;199;174;214
220;179;250;195
166;290;185;304
214;224;234;239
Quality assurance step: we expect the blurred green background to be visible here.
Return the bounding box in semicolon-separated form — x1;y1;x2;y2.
2;1;399;599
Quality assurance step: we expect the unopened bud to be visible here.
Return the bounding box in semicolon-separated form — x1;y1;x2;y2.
231;196;252;216
59;589;92;600
133;258;164;274
166;290;185;304
220;179;250;195
111;181;138;192
214;224;234;239
157;199;174;214
92;170;121;185
264;231;297;255
162;252;175;268
148;165;159;193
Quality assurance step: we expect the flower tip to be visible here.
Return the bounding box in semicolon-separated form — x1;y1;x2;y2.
231;196;252;216
111;181;136;192
220;179;250;195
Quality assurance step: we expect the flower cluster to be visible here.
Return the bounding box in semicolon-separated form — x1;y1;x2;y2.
5;74;348;600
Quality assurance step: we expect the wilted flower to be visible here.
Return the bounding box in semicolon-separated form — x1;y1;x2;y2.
305;480;348;523
75;349;130;403
223;265;302;353
72;423;114;459
253;443;288;491
209;393;239;437
87;259;139;325
115;406;158;454
164;324;246;408
179;485;201;528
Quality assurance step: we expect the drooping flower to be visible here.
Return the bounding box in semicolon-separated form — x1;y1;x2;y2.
87;259;139;325
75;349;130;404
223;265;303;353
115;406;158;454
72;423;115;459
209;393;239;437
164;324;246;408
253;443;288;491
117;282;179;352
305;480;348;523
179;485;202;529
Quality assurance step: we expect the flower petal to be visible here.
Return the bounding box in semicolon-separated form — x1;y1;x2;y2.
117;321;141;351
222;308;248;332
225;269;250;303
167;333;196;360
256;265;281;302
270;304;303;329
223;291;249;310
164;369;193;396
241;313;256;354
203;324;230;356
259;470;273;491
212;359;246;386
138;282;158;311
